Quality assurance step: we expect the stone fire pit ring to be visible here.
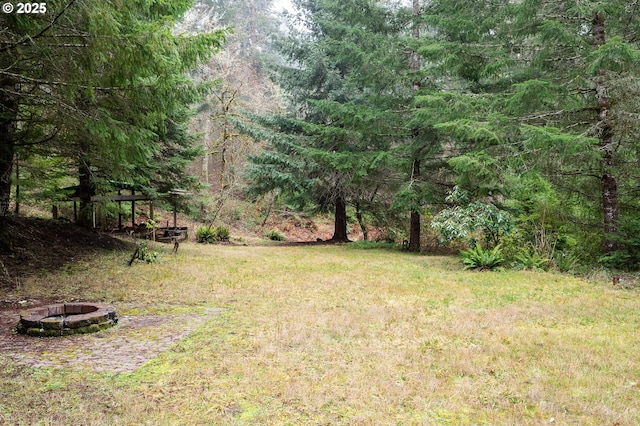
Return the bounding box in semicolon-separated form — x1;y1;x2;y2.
17;303;118;337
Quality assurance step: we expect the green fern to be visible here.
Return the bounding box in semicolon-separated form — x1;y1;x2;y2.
196;226;217;243
196;225;230;243
461;244;505;271
265;229;285;241
513;248;550;271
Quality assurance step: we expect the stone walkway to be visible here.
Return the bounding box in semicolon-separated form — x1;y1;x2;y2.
0;304;223;373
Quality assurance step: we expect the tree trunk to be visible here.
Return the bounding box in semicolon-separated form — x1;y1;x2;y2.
202;152;209;184
592;13;619;254
331;193;349;242
13;155;19;215
355;201;368;241
0;78;17;219
407;0;421;253
408;159;421;252
249;0;257;47
220;115;229;191
0;138;14;219
411;0;421;91
77;156;94;228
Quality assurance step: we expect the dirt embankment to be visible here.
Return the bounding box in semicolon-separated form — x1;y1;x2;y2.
0;212;377;289
0;217;133;289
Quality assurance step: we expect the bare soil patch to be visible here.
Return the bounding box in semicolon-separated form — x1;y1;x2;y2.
0;217;133;289
0;301;222;373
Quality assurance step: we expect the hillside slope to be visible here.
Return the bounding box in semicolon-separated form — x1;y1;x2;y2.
0;217;132;289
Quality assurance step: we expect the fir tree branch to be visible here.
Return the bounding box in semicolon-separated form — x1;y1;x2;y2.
0;0;77;53
0;70;148;92
15;128;60;147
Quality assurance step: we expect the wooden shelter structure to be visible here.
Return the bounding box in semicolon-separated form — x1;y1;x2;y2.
62;183;190;242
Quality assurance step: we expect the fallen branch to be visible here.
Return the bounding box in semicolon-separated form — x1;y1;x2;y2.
128;248;140;266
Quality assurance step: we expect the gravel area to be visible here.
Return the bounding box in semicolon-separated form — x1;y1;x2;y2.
0;304;223;373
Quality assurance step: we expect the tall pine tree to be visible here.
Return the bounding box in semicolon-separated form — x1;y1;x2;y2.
243;0;407;241
419;1;640;264
509;1;640;258
0;1;226;227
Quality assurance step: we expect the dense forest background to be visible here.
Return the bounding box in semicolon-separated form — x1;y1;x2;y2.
2;0;640;272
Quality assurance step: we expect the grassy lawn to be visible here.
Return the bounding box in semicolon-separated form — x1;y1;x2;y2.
1;242;639;425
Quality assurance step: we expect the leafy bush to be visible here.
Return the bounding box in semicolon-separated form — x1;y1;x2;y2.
137;242;159;263
196;225;230;243
196;226;217;243
461;244;505;271
129;241;159;265
215;225;230;242
599;218;640;271
265;229;285;241
431;188;514;248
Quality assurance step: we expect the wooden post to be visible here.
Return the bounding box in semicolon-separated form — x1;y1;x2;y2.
118;190;122;229
149;201;156;240
173;198;177;229
131;189;136;227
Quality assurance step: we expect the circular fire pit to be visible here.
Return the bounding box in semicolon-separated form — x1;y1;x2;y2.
17;303;118;337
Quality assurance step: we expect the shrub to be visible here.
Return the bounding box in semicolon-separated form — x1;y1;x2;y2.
265;229;285;241
129;241;159;265
461;244;505;271
196;226;217;243
554;250;580;273
138;242;159;263
196;225;230;243
215;225;230;242
512;248;550;271
431;188;514;248
599;218;640;271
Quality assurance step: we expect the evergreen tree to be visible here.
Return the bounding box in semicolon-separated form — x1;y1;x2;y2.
0;1;226;227
243;0;407;241
407;0;422;252
419;1;640;264
508;1;640;259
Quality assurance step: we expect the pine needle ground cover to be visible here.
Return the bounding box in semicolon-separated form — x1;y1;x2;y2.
1;244;639;425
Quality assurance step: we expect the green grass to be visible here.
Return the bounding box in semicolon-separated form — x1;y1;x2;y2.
2;243;640;425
